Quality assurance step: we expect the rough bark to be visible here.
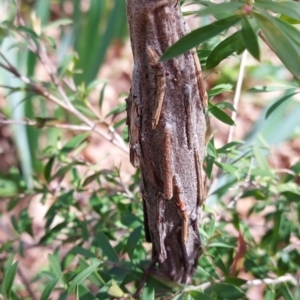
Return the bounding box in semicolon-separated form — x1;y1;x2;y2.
126;0;207;283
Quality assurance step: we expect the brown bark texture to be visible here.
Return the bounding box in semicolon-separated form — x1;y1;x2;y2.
126;0;207;283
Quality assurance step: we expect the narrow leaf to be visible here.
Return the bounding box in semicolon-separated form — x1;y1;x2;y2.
241;17;260;60
206;30;243;69
248;85;298;93
107;280;124;298
93;232;119;263
265;92;298;119
255;1;300;21
161;15;241;61
211;283;246;299
41;277;59;300
61;133;90;153
141;285;155;300
209;103;235;126
44;156;55;183
208;84;233;97
99;82;107;113
215;102;236;112
48;253;63;279
205;156;215;179
189;291;215;300
254;12;300;79
253;145;270;172
214;161;238;174
126;226;142;260
2;261;19;297
197;2;243;17
67;260;100;295
42;19;72;31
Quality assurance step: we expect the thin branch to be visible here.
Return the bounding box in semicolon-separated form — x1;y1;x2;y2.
17;267;39;300
242;274;299;288
227;50;248;144
0;53;129;153
282;240;300;253
207;51;248;198
0;118;92;131
183;273;299;293
1;11;128;153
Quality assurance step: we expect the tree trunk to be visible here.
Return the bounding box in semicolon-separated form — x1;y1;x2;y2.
126;0;207;283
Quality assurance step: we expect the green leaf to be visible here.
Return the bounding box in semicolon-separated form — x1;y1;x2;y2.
211;282;245;299
0;177;18;197
209;103;235;126
44;156;55;183
208;84;233;97
253;145;270;172
67;260;100;295
93;232;119;263
42;18;72;31
206;30;242;69
40;277;59;300
61;133;90;154
241;17;260;61
99;82;107;113
214;161;238;175
105;103;126;117
126;226;142;260
265;92;298;119
205;155;215;179
207;141;217;158
254;12;300;79
71;246;95;259
264;289;275;300
255;1;300;21
207;218;215;238
58;54;74;78
251;168;275;177
40;221;68;244
82;171;103;187
248;85;298;93
17;26;39;38
224;277;247;287
215;102;235;112
197;2;243;17
2;261;19;298
141;285;155;300
171;292;186;300
189;291;215;300
48;253;63;280
71;100;98;118
107;280;124;298
3;253;15;269
51;162;77;180
160;15;241;61
78;257;105;286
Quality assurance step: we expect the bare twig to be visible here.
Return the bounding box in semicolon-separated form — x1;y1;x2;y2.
242;274;299;287
17;267;38;300
282;240;300;253
0;118;92;131
207;51;248;198
0;54;129;153
133;255;158;299
183;273;299;293
1;10;128;153
227;50;248;144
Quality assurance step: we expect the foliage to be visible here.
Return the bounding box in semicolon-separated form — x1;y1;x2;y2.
0;0;300;299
